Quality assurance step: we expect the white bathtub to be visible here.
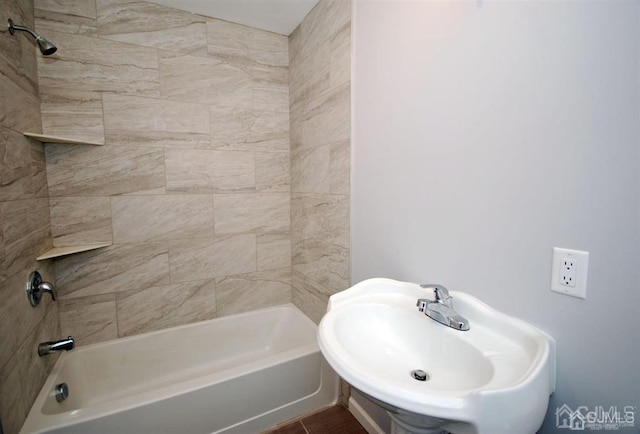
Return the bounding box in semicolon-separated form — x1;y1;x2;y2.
21;304;338;434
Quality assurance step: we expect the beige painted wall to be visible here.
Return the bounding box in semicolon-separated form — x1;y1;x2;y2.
289;0;351;323
35;0;292;346
0;1;61;432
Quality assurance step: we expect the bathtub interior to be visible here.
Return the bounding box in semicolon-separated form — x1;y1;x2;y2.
23;304;338;434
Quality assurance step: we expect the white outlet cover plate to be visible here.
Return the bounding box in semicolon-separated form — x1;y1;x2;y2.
551;247;589;299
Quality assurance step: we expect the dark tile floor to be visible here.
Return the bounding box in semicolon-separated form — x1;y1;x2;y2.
264;405;368;434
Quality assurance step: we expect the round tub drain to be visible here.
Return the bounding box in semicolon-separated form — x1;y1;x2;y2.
411;369;429;381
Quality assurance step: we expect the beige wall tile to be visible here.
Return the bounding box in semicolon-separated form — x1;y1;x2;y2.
0;1;39;97
0;128;34;202
255;151;290;192
117;279;216;337
37;31;159;96
50;196;112;247
111;195;214;243
330;140;350;195
97;0;207;55
165;149;255;193
59;294;118;346
45;144;165;196
0;354;28;434
54;243;170;298
210;105;289;152
300;83;350;149
215;269;291;316
292;271;329;325
39;87;105;144
257;233;291;271
35;5;98;36
169;234;257;283
30;139;48;198
254;85;289;113
35;0;97;19
159;51;252;108
330;22;351;88
105;130;211;149
103;93;210;135
214;193;290;235
291;144;330;193
0;70;42;133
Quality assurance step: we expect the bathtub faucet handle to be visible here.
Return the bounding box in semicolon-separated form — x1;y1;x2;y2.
26;271;56;307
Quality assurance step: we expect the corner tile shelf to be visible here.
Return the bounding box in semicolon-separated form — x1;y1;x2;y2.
36;243;112;261
23;132;104;146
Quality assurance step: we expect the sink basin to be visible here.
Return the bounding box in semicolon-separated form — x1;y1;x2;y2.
318;278;555;434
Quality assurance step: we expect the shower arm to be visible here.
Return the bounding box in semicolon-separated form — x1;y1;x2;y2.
8;19;40;39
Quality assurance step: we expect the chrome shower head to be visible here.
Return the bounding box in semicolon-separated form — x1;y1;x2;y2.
8;18;57;55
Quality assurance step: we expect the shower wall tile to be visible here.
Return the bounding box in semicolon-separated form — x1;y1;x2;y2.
164;149;255;194
159;51;252;108
213;193;290;235
1;0;38;97
0;354;28;434
257;232;291;271
215;269;291;316
30;139;48;198
289;0;351;320
0;71;42;133
105;130;212;149
0;128;34;202
254;85;289;113
36;31;159;96
206;19;289;68
255;151;290;192
59;294;118;346
39;88;105;143
35;5;98;36
50;196;112;247
116;279;216;337
169;234;257;283
111;195;214;243
1;198;51;277
96;0;207;55
210;106;289;152
54;242;171;298
45;144;165;196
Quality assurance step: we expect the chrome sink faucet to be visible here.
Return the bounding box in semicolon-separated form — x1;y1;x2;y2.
417;284;470;331
38;336;75;357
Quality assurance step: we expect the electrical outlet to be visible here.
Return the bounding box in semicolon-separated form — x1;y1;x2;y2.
551;247;589;299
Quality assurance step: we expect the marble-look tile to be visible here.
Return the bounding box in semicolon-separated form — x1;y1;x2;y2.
103;93;209;135
35;5;98;36
292;271;329;325
330;140;350;194
210;106;289;152
215;269;291;316
30;139;48;198
117;279;216;337
50;196;112;247
45;144;165;196
291;144;330;193
37;30;159;96
16;305;60;410
257;233;291;271
159;51;252;108
254;85;289;113
54;242;170;298
292;240;350;295
0;0;38;94
169;234;257;283
206;18;288;68
165;149;255;194
213;193;290;235
105;130;211;149
59;294;118;346
97;0;207;55
0;354;28;434
0;70;42;133
330;21;351;88
1;198;51;277
300;83;350;149
0;271;50;372
0;127;34;202
111;195;214;243
255;151;290;192
35;0;97;19
252;63;288;88
40;87;105;144
288;42;330;99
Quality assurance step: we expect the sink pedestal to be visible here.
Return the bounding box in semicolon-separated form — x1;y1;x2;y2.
389;413;447;434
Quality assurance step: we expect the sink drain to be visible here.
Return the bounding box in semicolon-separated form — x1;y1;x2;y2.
411;369;429;381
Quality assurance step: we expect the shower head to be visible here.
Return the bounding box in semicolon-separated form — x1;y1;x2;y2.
8;18;57;55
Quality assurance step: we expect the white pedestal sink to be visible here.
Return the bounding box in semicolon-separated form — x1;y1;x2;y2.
318;278;555;434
